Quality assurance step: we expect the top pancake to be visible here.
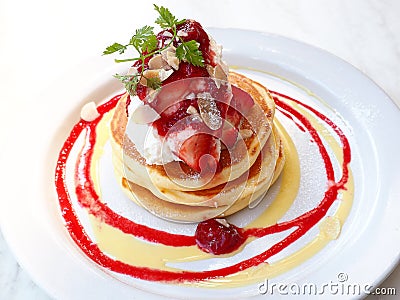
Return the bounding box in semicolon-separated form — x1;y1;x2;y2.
110;72;276;192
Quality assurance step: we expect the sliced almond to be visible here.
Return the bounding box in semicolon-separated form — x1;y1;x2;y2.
161;46;180;70
80;101;100;122
207;64;228;82
186;105;202;121
140;68;173;87
177;29;188;37
186;105;199;115
162;31;173;38
140;69;160;85
148;54;169;70
186;92;196;100
131;104;160;124
166;52;180;70
215;219;230;227
197;93;222;130
127;67;138;75
159;69;174;81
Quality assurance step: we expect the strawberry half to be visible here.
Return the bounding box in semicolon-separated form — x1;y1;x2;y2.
178;133;220;173
231;85;254;115
221;107;242;149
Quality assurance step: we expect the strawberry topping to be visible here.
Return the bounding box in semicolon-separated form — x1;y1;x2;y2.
195;219;245;255
131;20;255;172
221;107;242;149
177;133;220;173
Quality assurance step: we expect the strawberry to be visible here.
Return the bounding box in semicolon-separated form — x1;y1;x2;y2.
220;107;242;149
195;219;245;255
177;133;220;173
151;79;191;114
231;85;254;115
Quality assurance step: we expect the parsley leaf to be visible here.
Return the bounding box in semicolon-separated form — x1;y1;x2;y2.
130;25;157;53
176;40;204;67
113;74;139;96
103;43;127;55
154;4;185;29
142;34;158;53
145;76;162;90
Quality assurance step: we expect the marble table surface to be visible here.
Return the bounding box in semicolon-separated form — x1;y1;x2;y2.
1;0;399;299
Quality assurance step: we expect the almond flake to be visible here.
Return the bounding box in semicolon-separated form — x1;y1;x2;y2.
161;45;176;57
166;52;180;70
148;54;169;70
162;31;173;38
140;69;160;85
215;219;230;227
159;69;174;81
80;101;100;122
161;46;180;70
131;104;160;124
186;105;199;116
197;93;222;130
186;92;196;100
140;68;173;86
177;29;188;37
207;64;228;88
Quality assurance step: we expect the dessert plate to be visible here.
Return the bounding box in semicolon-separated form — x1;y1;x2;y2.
1;29;400;299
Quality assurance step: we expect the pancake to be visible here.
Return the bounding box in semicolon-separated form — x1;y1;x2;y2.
109;71;285;221
110;72;275;194
113;126;278;207
116;125;286;222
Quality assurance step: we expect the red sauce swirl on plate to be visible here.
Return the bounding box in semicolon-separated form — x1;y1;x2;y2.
55;90;351;283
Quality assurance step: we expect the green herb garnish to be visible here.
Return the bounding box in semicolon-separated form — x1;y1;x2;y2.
176;40;204;67
154;4;185;29
103;5;205;96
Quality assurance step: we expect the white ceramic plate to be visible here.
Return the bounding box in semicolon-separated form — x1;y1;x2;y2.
1;29;400;299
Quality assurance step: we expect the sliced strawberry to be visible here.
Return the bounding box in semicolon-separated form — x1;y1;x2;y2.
221;107;241;149
136;83;148;101
151;79;191;114
231;85;254;115
153;99;198;136
221;125;238;149
178;133;220;173
226;106;242;127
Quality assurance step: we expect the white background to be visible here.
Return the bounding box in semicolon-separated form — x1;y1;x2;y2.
0;0;399;299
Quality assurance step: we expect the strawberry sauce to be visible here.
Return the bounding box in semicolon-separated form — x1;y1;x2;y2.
55;90;351;283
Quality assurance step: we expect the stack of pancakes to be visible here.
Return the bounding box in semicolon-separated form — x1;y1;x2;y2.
110;72;285;222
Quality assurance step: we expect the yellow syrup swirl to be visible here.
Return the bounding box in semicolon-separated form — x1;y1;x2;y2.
85;76;354;289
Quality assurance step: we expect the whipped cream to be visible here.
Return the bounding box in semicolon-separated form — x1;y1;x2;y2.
126;96;180;165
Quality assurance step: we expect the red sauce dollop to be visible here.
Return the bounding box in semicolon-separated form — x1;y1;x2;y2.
195;219;245;255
